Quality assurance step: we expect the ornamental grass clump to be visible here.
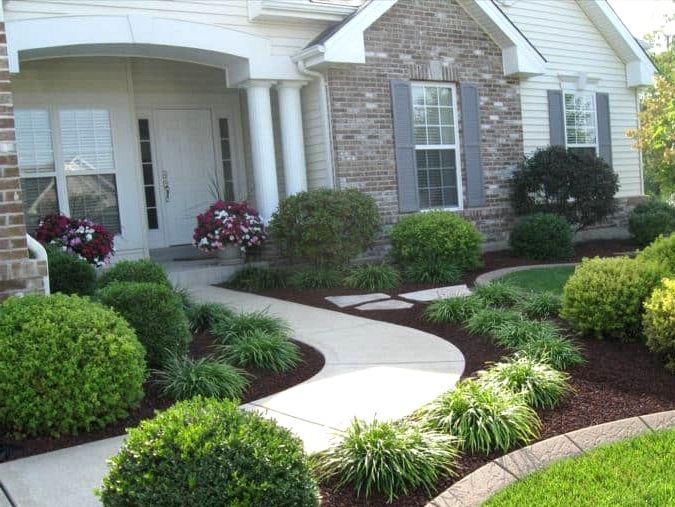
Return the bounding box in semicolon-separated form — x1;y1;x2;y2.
491;319;562;349
477;355;572;408
519;335;585;371
464;308;524;336
424;295;485;324
227;266;290;290
417;379;541;454
288;268;345;289
313;418;459;502
153;355;249;400
186;302;234;334
343;264;402;291
210;310;292;342
404;259;462;285
473;282;525;308
219;330;301;372
517;291;562;319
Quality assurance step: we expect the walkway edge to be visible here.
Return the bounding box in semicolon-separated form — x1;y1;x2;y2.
473;263;578;287
425;409;675;507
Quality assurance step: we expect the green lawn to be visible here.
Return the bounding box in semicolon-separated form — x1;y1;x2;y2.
485;428;675;507
498;266;576;295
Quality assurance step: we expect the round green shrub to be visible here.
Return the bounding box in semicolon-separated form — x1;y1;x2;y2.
560;257;665;340
98;259;170;289
390;211;483;271
643;278;675;372
96;282;191;368
628;200;675;247
0;294;145;438
270;188;380;267
636;233;675;275
98;397;319;507
46;245;97;296
509;213;573;260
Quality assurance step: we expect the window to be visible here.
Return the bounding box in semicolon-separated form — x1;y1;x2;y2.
138;119;159;229
412;83;460;209
15;108;121;234
564;92;597;158
218;119;235;201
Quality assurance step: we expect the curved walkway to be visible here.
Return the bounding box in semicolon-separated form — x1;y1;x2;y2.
0;285;464;507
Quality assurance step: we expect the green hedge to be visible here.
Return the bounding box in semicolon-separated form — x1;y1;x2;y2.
628;200;675;247
509;213;573;261
98;259;170;289
46;246;97;296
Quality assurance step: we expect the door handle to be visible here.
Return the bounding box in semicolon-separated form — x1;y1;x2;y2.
162;170;170;203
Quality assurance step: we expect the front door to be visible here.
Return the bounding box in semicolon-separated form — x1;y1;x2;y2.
154;109;217;246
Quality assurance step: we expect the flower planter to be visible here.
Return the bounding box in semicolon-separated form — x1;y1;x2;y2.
215;244;242;261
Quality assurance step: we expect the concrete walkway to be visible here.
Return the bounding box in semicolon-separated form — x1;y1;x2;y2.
0;285;464;507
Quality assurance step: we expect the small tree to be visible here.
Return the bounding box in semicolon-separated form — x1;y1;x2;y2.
511;146;619;230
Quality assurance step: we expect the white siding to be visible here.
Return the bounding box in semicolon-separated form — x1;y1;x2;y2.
301;79;331;189
503;0;642;197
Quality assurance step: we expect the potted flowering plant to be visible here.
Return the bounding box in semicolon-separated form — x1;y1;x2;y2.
35;213;115;267
193;200;267;259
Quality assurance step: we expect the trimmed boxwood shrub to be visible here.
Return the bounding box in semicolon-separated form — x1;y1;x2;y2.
643;278;675;372
96;282;191;367
98;397;319;507
0;294;145;438
98;259;170;289
636;233;675;275
560;256;665;340
628;200;675;247
270;188;380;267
390;211;483;271
509;213;573;260
46;245;97;296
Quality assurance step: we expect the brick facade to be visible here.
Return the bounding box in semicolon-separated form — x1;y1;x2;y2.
0;22;46;300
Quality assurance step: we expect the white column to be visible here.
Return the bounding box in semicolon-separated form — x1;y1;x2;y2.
277;81;309;197
242;80;279;222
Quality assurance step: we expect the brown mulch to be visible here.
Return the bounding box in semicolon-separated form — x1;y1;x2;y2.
0;334;324;463
245;239;675;507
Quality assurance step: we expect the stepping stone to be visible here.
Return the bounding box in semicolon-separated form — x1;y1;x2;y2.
325;293;390;308
356;299;414;311
399;284;472;302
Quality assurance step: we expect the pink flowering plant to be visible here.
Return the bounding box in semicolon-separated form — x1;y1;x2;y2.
35;213;115;267
193;200;267;253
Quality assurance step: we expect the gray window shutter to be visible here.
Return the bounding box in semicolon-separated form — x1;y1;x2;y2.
460;82;485;208
596;92;612;166
547;90;565;146
390;80;418;213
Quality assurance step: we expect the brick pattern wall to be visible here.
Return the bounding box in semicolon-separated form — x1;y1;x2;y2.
324;0;525;244
0;22;46;300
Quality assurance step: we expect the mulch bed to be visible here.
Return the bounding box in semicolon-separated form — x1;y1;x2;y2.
247;239;675;507
0;334;324;464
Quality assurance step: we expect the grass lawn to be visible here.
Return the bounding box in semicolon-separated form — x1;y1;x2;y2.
498;266;576;295
485;428;675;507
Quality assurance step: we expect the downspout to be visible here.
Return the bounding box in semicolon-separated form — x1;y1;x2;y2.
296;56;338;189
26;234;50;295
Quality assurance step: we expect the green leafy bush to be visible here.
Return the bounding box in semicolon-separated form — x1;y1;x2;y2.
270;188;380;267
636;233;675;275
643;278;675;372
153;355;249;400
96;282;191;368
628;200;675;247
98;397;319;507
517;291;562;319
465;308;524;336
424;295;485;323
210;310;291;343
418;379;541;454
492;319;562;348
404;259;461;285
560;256;665;340
343;264;401;291
313;419;458;502
288;268;344;289
519;335;585;371
45;245;97;296
473;282;525;307
509;213;573;260
227;266;290;290
186;302;234;334
390;211;483;272
219;330;300;372
0;294;145;437
477;355;572;408
98;259;170;289
511;145;619;229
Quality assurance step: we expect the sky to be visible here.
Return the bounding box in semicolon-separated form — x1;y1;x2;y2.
607;0;674;49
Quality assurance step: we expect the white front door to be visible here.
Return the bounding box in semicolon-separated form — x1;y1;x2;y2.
155;109;217;246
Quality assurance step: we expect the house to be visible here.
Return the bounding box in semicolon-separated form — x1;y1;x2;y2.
0;0;655;298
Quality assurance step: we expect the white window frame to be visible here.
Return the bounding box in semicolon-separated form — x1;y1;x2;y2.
563;91;598;155
411;81;463;211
